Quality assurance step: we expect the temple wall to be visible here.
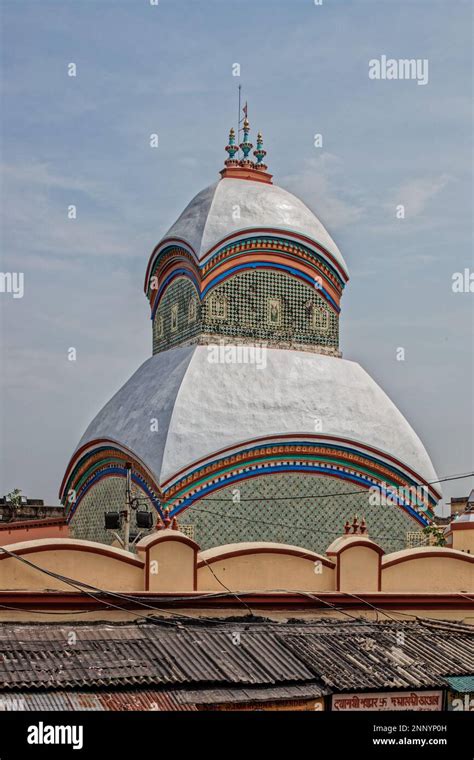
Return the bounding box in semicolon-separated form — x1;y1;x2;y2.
153;277;200;354
152;270;339;355
176;473;418;555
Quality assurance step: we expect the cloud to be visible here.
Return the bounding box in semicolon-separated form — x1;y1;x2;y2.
1;161;145;266
2;162;110;202
282;155;453;240
281;153;366;230
389;174;452;217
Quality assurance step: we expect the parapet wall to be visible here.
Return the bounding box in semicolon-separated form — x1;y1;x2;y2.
0;529;472;596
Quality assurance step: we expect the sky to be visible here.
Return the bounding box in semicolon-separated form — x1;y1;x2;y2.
0;0;473;513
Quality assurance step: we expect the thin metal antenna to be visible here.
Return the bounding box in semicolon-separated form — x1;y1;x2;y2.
237;84;242;158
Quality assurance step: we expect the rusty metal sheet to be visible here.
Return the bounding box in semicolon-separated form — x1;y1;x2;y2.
0;690;196;711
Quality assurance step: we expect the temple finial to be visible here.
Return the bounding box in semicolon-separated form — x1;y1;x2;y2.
239;117;254;168
219;114;273;184
253;131;267;172
225;127;239;167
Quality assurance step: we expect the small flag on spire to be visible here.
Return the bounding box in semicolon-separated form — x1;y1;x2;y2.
242;102;248;119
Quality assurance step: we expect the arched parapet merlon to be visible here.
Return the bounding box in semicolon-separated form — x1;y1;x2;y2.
0;537;144;566
326;534;385;557
382;547;474;568
326;535;384;592
0;538;144;592
136;528;199;592
197;541;335;593
160;433;441;527
381;547;474;593
197;542;335;568
59;438;163;521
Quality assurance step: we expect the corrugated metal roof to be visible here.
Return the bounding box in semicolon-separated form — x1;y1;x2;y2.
0;690;195;711
0;621;314;690
443;676;474;693
176;683;327;704
0;618;472;694
279;620;474;692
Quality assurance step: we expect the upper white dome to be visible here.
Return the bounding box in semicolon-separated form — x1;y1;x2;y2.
161;177;348;276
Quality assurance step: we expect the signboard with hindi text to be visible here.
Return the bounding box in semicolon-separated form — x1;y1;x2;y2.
332;691;443;711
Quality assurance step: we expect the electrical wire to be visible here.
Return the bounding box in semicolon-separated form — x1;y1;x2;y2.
198;556;254;616
119;470;474;547
4;541;470;629
0;545;259;626
1;537;472;632
127;471;474;508
0;545;198;627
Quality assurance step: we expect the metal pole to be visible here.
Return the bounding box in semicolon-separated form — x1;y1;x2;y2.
237;84;241;157
124;462;132;552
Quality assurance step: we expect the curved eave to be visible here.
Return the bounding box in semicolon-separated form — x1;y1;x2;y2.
59;437;161;502
161;431;442;504
61;348;441;525
144;226;349;298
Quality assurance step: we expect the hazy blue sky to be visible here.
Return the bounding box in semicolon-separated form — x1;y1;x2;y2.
0;0;472;512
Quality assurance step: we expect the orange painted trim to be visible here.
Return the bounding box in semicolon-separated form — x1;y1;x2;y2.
197;546;335;569
219;167;273;184
60;437;161;501
450;522;474;531
149;247;342;313
145;226;350;292
149;261;200;310
201;252;342;305
144;239;198;291
200;227;349;276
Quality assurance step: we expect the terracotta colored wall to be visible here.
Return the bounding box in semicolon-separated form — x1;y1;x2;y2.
0;523;69;546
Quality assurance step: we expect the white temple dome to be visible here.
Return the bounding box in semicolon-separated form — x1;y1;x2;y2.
62;126;441;552
75;345;438;489
161;177;348;275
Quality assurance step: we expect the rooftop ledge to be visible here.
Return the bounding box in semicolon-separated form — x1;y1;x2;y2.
219;165;273;184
